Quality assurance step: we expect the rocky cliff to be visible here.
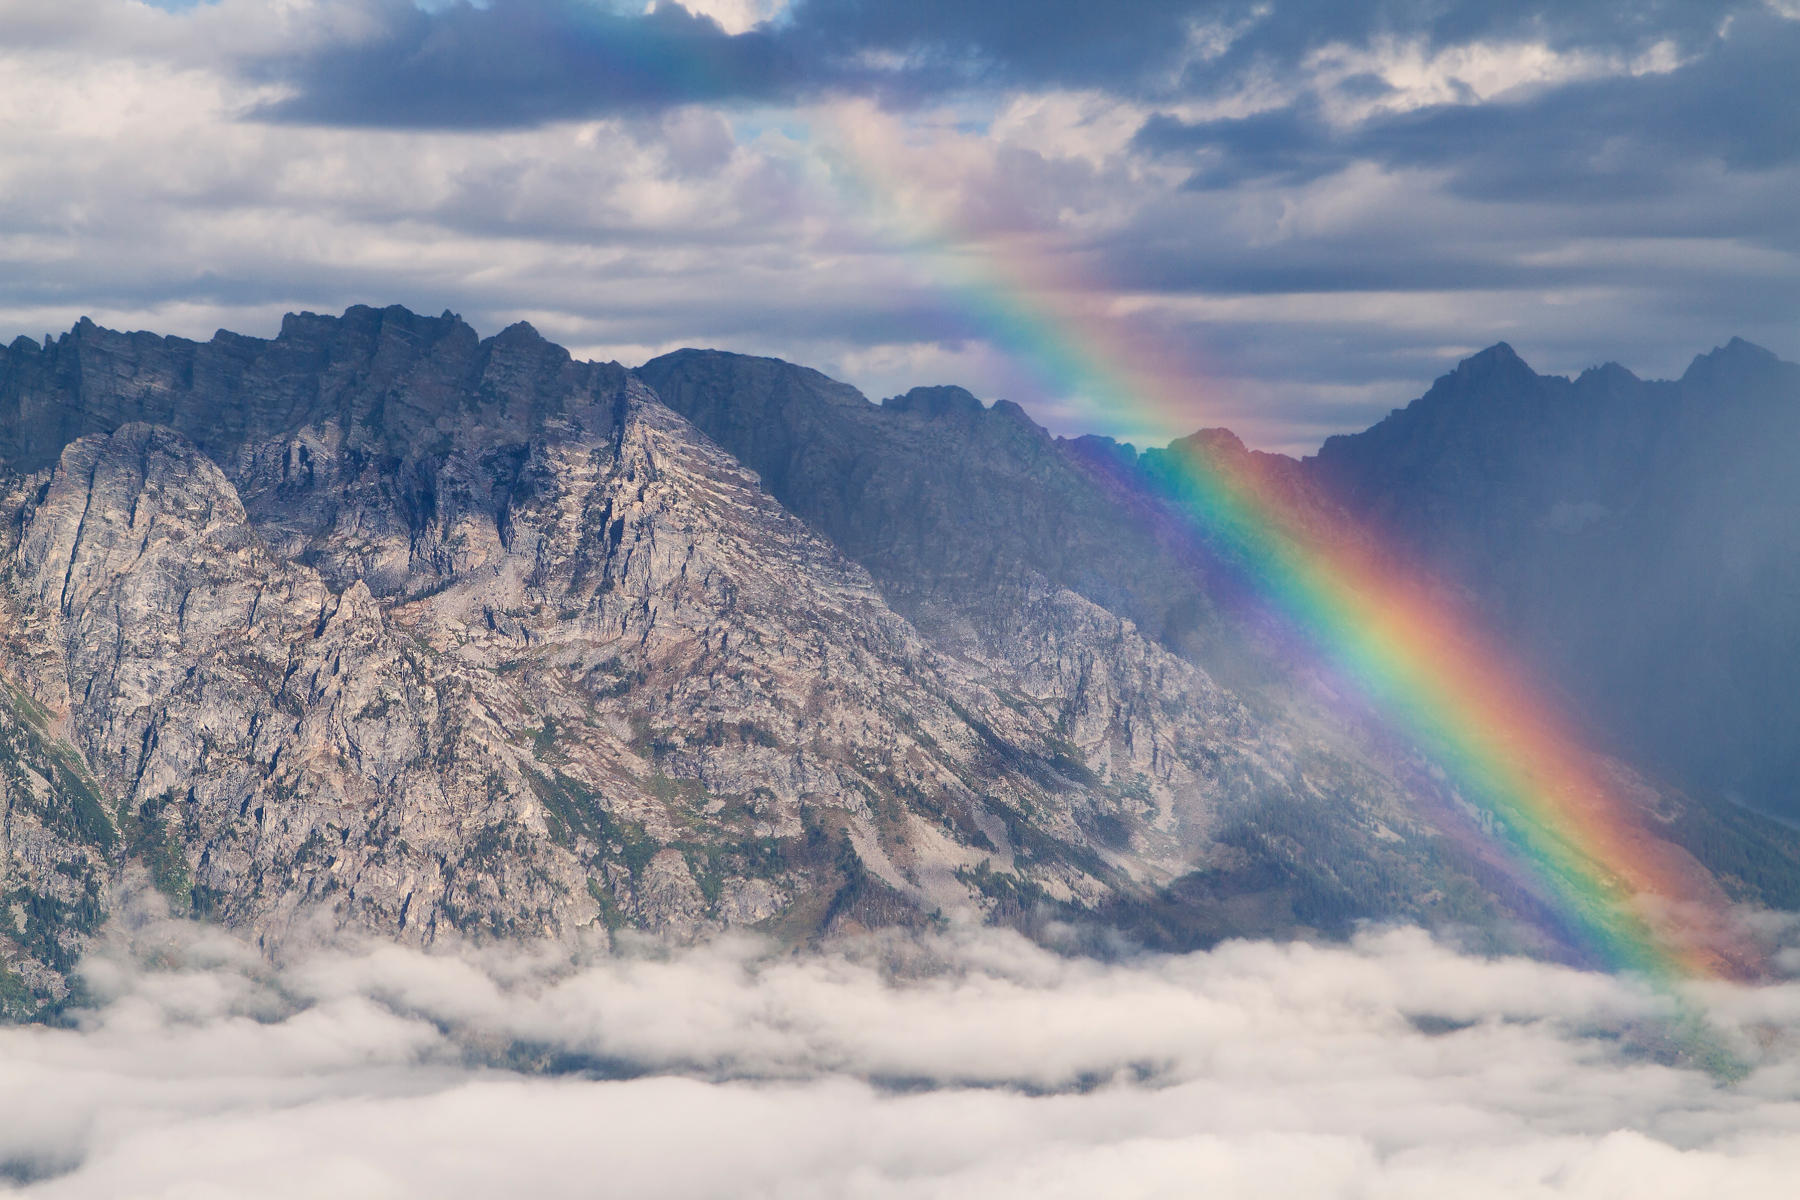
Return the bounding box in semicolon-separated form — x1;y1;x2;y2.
0;307;1792;1015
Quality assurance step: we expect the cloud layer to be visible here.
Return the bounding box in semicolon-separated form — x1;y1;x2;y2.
0;0;1794;451
8;912;1800;1197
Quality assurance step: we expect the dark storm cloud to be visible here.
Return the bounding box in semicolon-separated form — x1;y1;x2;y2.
254;0;826;126
252;0;1768;128
251;0;1206;126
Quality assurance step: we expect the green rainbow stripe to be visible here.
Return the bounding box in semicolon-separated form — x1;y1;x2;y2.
815;110;1757;986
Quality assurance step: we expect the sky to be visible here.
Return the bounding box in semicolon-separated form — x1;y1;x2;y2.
0;0;1795;450
10;905;1800;1197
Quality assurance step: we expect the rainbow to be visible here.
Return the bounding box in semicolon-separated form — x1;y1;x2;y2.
812;108;1759;988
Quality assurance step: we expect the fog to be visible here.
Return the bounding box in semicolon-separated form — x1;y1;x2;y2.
7;909;1800;1198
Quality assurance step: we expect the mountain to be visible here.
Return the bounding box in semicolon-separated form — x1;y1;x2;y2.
1310;338;1800;822
0;306;1792;1016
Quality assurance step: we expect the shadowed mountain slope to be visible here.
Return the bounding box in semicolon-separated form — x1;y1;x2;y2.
1310;339;1800;821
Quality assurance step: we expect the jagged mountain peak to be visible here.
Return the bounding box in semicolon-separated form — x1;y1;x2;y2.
0;305;632;482
1574;360;1640;388
1443;340;1542;389
273;302;475;345
638;346;873;410
1466;339;1520;361
1170;426;1249;458
491;318;555;349
1681;335;1786;385
882;384;986;419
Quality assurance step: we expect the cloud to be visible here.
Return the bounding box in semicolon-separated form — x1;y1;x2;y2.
7;910;1800;1196
250;0;830;127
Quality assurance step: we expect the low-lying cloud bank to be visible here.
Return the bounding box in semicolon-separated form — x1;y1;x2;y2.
7;914;1800;1198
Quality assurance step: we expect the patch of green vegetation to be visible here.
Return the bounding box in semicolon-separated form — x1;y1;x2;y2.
1202;793;1433;936
626;717;693;762
1109;774;1158;818
985;798;1113;880
1084;811;1133;850
4;887;103;976
956;859;1051;918
859;769;998;851
3;683;52;730
615;824;660;878
586;876;626;932
943;696;1100;791
529;718;559;756
1040;737;1101;788
293;827;330;864
696;720;781;750
406;574;460;603
680;845;726;907
0;685;116;852
592;677;632;700
354;695;394;721
816;834;922;932
527;770;661;878
646;769;712;808
0;961;36;1020
992;690;1037;715
461;822;522;871
1671;800;1800;910
127;793;195;912
731;835;787;880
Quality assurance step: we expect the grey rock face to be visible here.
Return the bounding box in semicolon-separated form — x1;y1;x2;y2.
0;316;1287;1008
0;309;1792;1012
637;341;1800;945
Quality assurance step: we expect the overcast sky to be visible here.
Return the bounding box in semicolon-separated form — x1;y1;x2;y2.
1;0;1794;451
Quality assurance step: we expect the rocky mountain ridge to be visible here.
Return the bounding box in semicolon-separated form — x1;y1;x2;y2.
0;306;1792;1015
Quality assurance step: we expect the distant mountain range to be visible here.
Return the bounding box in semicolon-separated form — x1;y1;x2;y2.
0;305;1793;1016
